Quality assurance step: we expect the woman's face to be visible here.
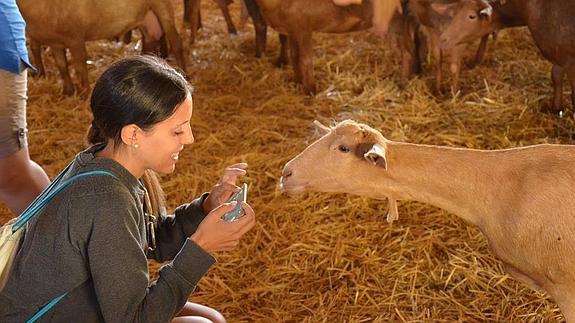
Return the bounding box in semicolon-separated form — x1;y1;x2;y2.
137;93;194;175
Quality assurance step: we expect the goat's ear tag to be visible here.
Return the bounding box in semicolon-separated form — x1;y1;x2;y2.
364;144;387;169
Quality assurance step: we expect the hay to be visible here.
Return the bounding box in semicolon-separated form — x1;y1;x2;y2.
1;0;572;321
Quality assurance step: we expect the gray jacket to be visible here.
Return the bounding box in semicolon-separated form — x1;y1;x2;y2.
0;144;216;322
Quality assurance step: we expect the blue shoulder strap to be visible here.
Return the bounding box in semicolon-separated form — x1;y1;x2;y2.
26;293;68;323
13;169;115;231
16;167;116;323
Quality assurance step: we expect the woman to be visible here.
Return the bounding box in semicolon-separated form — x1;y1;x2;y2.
0;55;256;322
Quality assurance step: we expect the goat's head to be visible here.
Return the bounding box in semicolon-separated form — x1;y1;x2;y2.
432;0;495;50
280;120;389;196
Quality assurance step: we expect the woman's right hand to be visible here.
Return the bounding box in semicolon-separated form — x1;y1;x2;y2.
190;202;256;253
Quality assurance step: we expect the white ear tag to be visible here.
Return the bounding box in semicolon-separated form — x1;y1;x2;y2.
364;144;386;166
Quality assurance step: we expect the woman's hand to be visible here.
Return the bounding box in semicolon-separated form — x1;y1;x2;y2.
191;202;256;253
202;163;247;214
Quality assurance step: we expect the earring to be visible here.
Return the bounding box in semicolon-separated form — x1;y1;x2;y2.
134;144;139;149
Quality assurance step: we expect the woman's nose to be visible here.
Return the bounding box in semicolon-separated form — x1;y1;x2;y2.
183;128;194;145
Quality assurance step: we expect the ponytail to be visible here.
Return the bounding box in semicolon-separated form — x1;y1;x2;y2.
86;121;107;145
142;170;165;216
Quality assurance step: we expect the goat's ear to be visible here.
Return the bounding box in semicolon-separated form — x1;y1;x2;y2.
313;120;330;136
361;143;387;169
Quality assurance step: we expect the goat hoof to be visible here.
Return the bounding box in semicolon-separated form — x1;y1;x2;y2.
274;58;287;68
304;86;317;96
539;100;564;116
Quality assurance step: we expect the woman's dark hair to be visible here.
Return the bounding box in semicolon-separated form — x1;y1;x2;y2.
87;55;192;214
87;55;193;147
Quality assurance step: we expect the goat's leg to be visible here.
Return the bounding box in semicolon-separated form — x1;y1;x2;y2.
214;0;237;34
185;0;201;44
151;1;188;74
29;38;45;77
68;44;90;97
239;0;249;28
51;46;74;96
243;0;267;58
413;24;424;76
288;35;301;83
566;64;575;113
470;34;489;69
183;0;192;26
293;33;315;94
550;64;565;113
122;30;133;44
275;34;288;67
448;45;465;95
429;32;443;94
398;16;422;87
449;60;461;96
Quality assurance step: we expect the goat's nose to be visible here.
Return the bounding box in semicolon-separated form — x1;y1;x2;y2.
279;167;293;192
281;167;293;180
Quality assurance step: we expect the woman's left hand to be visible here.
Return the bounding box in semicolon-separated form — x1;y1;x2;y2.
202;163;248;214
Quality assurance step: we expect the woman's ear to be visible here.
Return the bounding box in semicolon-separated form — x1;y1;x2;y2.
120;124;142;148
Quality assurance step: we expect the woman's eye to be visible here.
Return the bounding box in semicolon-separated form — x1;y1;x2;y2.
338;145;350;153
469;14;477;19
174;131;184;136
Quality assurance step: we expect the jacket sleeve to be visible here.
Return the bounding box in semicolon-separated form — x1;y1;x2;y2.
84;187;215;323
149;192;211;262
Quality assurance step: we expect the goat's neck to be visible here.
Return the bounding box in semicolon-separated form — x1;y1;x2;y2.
360;142;499;227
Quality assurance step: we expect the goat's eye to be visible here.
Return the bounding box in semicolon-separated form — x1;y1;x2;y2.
338;145;351;153
469;14;477;19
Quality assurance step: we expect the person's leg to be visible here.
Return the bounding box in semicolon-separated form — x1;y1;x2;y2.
0;68;50;215
172;302;226;323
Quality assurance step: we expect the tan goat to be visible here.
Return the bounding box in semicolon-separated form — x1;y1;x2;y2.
280;119;575;321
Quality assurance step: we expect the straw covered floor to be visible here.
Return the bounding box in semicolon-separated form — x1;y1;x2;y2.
1;1;573;322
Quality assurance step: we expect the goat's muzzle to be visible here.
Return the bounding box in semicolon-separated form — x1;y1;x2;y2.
279;166;293;193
